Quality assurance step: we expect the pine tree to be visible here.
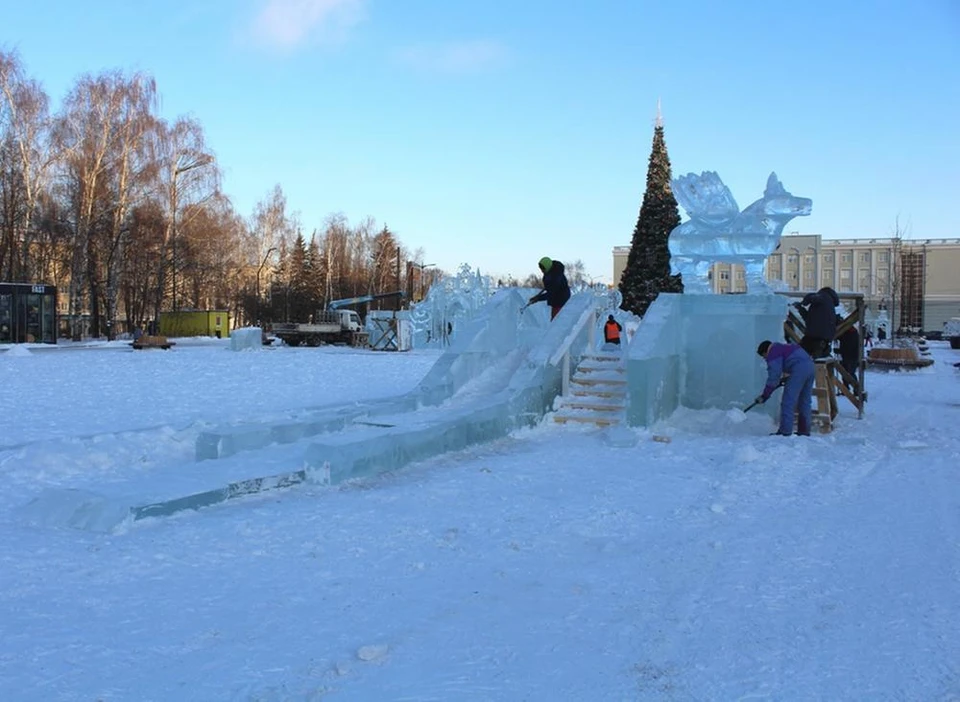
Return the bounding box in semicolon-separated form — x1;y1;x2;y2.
618;114;683;316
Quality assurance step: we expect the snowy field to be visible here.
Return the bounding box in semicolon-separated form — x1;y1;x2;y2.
1;337;959;700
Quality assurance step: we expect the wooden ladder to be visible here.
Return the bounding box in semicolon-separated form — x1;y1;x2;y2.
810;359;839;433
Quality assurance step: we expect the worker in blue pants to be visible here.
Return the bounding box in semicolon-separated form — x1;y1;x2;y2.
755;340;816;436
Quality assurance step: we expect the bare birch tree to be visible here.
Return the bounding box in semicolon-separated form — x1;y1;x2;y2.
248;185;296;322
53;71;133;338
0;49;55;282
179;193;246;310
102;73;157;338
153;115;219;320
319;213;350;305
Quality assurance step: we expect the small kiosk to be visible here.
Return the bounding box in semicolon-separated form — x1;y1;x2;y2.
0;282;58;344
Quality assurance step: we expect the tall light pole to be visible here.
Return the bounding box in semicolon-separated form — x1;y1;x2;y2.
416;263;436;301
256;246;277;325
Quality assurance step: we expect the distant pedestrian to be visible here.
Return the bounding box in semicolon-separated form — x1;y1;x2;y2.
603;315;622;345
528;257;571;320
756;340;816;436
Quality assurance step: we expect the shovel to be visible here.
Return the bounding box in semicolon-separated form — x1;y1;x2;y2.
728;379;785;422
741;396;765;414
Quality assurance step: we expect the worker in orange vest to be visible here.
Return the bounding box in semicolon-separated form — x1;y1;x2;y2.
603;314;622;346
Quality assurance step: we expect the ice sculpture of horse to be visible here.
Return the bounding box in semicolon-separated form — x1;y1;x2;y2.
668;171;812;293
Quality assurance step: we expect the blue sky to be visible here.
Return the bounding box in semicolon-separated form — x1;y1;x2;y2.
4;0;959;282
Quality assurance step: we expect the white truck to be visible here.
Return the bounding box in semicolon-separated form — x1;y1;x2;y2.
944;317;960;350
271;309;369;347
269;291;406;348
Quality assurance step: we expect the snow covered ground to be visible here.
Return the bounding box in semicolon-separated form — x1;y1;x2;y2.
1;337;958;700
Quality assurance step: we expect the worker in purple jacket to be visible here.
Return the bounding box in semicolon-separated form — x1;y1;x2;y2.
756;340;816;436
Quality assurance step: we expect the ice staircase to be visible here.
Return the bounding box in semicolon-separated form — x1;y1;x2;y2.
553;350;627;427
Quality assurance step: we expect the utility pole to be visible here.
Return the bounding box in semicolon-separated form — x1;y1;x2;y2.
256;247;277;325
396;249;402;311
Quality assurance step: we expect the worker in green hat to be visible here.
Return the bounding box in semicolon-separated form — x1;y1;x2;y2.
528;256;571;320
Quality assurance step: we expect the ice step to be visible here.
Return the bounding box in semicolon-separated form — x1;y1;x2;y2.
561;397;625;412
553;412;623;427
582;352;623;363
576;364;626;374
577;356;624;367
570;375;627;387
571;388;626;399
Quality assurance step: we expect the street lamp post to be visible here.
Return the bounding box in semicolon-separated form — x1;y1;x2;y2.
416;263;436;301
256;246;277;325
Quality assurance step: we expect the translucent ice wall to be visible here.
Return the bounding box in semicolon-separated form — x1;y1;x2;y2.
413;287;529;406
626;293;787;426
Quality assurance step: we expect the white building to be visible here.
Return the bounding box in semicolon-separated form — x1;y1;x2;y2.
612;235;960;333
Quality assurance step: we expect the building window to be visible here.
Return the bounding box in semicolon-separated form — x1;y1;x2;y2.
736;270;744;280
841;253;851;264
720;271;730;281
840;268;852;280
805;270;814;280
822;268;833;282
859;252;870;264
787;254;798;263
822;253;833;263
878;252;888;263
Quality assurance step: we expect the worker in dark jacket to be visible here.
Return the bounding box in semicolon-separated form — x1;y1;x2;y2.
756;340;816;436
794;286;839;358
603;315;622;345
836;317;860;391
528;257;571;320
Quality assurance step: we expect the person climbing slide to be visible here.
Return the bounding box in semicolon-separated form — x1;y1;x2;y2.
527;257;571;320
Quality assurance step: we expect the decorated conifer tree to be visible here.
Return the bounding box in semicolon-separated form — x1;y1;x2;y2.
618;112;683;316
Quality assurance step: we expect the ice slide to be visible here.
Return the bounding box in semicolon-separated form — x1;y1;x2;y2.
19;288;605;531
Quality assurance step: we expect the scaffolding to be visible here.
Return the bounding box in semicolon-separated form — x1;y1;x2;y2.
899;247;925;332
781;291;866;426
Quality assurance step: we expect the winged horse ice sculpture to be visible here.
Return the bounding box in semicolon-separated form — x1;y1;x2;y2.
668;171;812;293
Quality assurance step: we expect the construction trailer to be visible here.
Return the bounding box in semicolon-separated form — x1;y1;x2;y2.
159;310;231;338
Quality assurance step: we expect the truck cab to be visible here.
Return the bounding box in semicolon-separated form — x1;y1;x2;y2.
340;310;362;332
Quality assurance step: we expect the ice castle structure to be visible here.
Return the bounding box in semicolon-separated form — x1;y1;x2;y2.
626;171;811;426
